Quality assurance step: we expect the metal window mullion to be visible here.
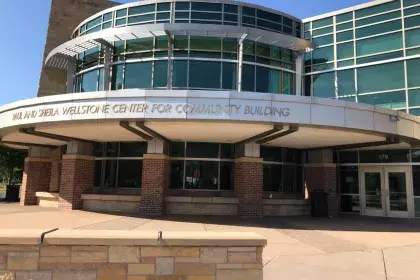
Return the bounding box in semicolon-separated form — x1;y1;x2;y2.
238;40;244;91
402;1;410;113
183;142;187;190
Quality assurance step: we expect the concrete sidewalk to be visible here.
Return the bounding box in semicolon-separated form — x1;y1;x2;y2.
2;203;420;279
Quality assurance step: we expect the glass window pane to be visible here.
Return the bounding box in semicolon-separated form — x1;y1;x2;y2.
190;36;221;50
118;160;142;188
407;58;420;87
157;3;170;11
189;61;221;89
173;60;188;88
357;62;405;93
360;150;410;163
283;72;294;95
313;72;335;98
256;66;280;94
220;162;234;191
119;142;147;157
124;62;152;89
170;160;184;189
336;22;353;31
94;160;102;188
356;50;403;64
356;11;401;27
312;26;333;36
312;17;333;29
405;5;420;15
337;42;354;60
116;9;127;18
191;2;222;11
337;30;354;42
191;12;222;20
408;89;420;106
356;20;402;38
128;14;155;24
222;38;238;52
156;12;170;20
405;15;420;28
312;46;334;64
356;32;403;56
103;160;117;188
111;65;124;90
405;0;420;7
126;38;154;52
153;61;168;88
406;28;420;47
336;12;353;23
175;2;190;10
261;146;282;162
337;69;355;96
222;62;237;90
339;151;358;163
116;18;127;26
225;4;238;13
170;142;185;157
185;161;218;190
81;70;98;92
337;59;354;67
356;1;401;18
242;64;255;92
186;142;219;158
174;35;189;49
313;34;334;46
358;91;406;109
103;13;112;22
128;4;155;15
98;68;104;91
282;165;296;193
221;144;235;159
87;16;101;29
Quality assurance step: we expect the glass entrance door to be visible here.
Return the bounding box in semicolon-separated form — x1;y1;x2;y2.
360;166;412;218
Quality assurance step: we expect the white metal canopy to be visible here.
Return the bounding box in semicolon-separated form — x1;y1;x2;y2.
45;23;314;69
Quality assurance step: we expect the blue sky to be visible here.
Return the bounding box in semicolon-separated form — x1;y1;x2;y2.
0;0;368;106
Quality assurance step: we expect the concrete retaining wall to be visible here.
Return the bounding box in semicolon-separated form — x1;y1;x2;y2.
0;229;266;280
36;192;59;208
166;197;239;216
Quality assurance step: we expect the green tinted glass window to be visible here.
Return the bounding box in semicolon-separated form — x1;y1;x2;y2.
155;36;168;49
125;62;152;89
357;62;405;93
336;12;353;23
191;12;222;20
337;69;355;96
103;13;112;22
81;70;98;92
189;61;221;89
304;76;311;96
356;32;403;56
157;3;170;11
102;22;112;29
128;4;155;15
313;72;335;98
114;41;125;55
243;40;255;55
312;26;333;36
405;5;420;15
357;51;403;64
358;91;406;109
256;67;280;94
126;38;153;52
336;22;353;31
224;4;238;13
337;30;354;42
111;65;124;90
407;58;420;87
406;28;420;47
356;1;401;18
175;2;190;10
175;12;189;18
356;11;401;27
338;60;354;67
174;35;189;49
313;62;334;71
312;46;334;64
156;13;170;20
242;6;255;16
224;14;238;21
409;89;420;106
356;20;402;38
407;47;420;56
190;37;221;50
86;26;101;34
173;60;188;88
304;22;310;31
222;62;237;90
242;64;255;91
98;68;104;91
128;14;155;23
191;2;222;11
337;42;354;60
282;72;294;95
116;9;127;18
87;16;101;29
313;35;334;46
153;61;168;88
116;18;126;26
404;0;420;7
312;17;333;29
223;38;238;52
405;15;420;28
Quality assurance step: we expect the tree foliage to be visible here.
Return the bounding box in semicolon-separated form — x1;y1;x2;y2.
0;146;26;185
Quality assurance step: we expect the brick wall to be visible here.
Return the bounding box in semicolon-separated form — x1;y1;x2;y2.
58;155;95;210
38;0;118;97
140;154;170;216
305;164;338;217
20;158;52;206
234;158;263;217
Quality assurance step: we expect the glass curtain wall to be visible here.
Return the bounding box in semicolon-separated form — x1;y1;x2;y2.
74;35;296;94
304;0;420;114
93;142;147;189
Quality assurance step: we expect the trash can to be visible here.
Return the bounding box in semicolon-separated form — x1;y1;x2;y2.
5;185;20;202
310;190;328;217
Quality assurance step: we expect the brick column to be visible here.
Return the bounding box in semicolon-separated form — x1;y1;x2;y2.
234;157;263;217
140;154;170;216
20;158;52;206
305;163;338;217
59;155;95;210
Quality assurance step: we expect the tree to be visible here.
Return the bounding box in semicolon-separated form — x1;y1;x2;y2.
0;146;26;185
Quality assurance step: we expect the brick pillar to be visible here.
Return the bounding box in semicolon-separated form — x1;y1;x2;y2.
305;163;338;217
20;158;52;206
140;154;170;216
235;157;263;217
58;155;95;210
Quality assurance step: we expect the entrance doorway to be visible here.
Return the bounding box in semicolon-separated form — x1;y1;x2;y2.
360;166;413;218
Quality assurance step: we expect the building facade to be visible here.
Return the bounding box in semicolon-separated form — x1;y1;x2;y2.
1;0;420;218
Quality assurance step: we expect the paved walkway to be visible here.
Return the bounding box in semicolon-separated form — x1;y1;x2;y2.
2;203;420;279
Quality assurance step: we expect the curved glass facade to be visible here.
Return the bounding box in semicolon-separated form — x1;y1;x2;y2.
72;1;302;39
74;35;296;94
